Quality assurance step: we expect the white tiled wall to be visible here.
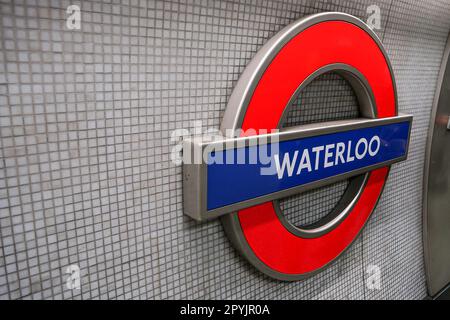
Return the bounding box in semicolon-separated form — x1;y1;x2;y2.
1;0;449;299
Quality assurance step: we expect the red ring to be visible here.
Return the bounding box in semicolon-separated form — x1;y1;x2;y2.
238;21;395;275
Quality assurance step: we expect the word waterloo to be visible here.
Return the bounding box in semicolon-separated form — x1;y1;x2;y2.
273;135;381;179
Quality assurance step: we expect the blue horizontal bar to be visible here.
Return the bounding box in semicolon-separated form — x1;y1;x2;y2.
207;121;410;211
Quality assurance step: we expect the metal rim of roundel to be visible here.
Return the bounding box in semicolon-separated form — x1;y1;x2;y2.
220;12;397;280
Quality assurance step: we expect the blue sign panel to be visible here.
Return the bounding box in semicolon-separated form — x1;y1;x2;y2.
207;121;410;210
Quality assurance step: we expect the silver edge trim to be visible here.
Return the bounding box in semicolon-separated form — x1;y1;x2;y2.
183;115;412;221
183;115;411;220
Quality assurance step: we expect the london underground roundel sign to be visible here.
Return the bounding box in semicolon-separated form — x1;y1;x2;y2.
182;12;412;280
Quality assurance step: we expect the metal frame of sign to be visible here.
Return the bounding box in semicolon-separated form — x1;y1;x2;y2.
184;114;412;221
183;12;410;280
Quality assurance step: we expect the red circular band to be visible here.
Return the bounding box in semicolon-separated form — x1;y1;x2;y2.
238;21;395;275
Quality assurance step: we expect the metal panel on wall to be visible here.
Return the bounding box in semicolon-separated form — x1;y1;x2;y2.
424;32;450;298
0;0;450;299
